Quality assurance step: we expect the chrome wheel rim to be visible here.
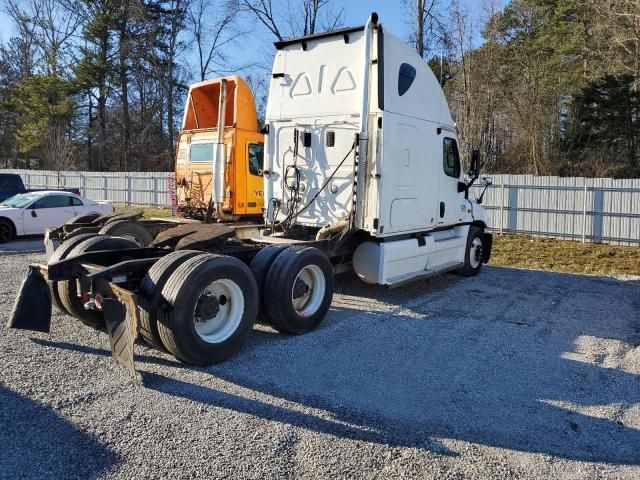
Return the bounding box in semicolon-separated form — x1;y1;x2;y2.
291;265;325;317
470;237;483;269
193;278;244;343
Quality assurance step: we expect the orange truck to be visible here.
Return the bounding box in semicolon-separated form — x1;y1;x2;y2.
175;76;264;221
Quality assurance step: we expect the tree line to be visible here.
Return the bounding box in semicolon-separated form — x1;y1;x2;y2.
0;0;344;172
0;0;638;178
411;0;639;177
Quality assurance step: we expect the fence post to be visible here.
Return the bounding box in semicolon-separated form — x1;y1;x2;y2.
499;183;505;235
127;176;132;205
103;175;108;201
582;183;588;243
80;174;86;196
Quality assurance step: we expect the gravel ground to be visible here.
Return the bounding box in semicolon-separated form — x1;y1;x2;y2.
0;237;45;253
0;248;639;479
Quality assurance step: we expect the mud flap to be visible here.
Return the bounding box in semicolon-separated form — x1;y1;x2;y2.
482;233;493;263
7;268;52;333
102;295;139;377
44;229;58;261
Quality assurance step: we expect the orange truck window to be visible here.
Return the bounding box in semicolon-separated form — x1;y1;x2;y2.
248;144;264;176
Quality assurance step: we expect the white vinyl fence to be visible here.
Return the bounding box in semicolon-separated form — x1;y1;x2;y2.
2;169;639;246
474;175;640;246
2;169;172;207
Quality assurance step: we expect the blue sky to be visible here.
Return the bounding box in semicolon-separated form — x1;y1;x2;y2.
0;0;491;80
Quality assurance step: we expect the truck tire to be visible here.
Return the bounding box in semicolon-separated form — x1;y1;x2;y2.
0;218;15;243
98;220;154;247
263;246;334;335
66;213;100;225
157;254;258;365
58;236;139;327
138;250;202;351
248;245;289;324
47;233;100;316
458;226;484;277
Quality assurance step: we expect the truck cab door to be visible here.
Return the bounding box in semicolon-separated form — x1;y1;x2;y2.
244;141;264;216
25;195;76;234
438;136;466;227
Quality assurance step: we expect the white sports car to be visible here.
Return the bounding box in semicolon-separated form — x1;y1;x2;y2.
0;191;114;243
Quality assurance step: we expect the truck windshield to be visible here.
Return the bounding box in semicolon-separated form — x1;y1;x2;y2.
1;193;37;208
190;143;213;162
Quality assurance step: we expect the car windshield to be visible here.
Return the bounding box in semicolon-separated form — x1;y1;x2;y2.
0;193;38;208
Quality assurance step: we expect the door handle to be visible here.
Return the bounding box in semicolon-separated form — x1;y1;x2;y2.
439;202;445;218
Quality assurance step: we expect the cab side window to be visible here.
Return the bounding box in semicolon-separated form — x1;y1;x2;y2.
248;144;264;176
398;63;416;96
71;197;83;206
443;138;461;178
190;143;213;162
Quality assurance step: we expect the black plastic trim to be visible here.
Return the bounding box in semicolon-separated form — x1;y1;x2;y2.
274;26;365;50
377;25;384;110
482;233;493;263
302;132;312;147
326;131;335;147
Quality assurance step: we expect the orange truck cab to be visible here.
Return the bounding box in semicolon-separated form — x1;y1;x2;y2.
175;76;264;220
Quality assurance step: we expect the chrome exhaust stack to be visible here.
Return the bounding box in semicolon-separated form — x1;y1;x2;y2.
354;12;378;229
213;79;228;206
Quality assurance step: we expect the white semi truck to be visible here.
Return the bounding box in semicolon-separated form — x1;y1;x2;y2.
9;13;493;373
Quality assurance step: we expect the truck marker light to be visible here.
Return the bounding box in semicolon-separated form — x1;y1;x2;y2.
94;294;104;310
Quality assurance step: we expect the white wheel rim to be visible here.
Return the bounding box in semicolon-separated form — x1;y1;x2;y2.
470;237;483;269
291;265;325;317
193;279;244;343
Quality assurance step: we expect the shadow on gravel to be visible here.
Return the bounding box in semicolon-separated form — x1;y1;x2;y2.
0;385;118;478
206;267;640;465
30;267;640;465
141;371;457;454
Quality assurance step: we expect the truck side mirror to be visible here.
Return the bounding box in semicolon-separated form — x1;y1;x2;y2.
469;150;481;180
31;210;37;217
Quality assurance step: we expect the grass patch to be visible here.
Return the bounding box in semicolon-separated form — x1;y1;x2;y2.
491;234;640;276
114;204;172;219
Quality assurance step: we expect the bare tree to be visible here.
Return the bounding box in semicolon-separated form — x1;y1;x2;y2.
241;0;283;40
588;0;640;86
3;0;40;77
241;0;343;41
117;0;132;171
162;0;191;169
189;0;246;81
404;0;447;58
34;0;83;75
42;123;77;182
